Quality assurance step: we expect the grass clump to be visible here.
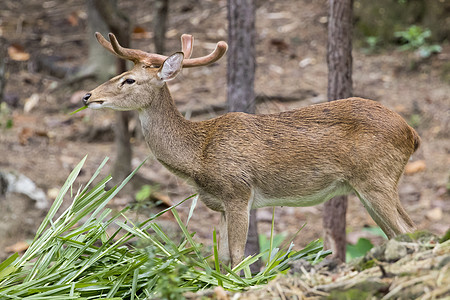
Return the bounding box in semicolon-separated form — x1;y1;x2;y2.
0;156;330;299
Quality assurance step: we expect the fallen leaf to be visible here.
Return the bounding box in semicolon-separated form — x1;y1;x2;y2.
67;12;79;26
405;160;426;175
5;241;29;253
151;192;174;207
426;207;443;221
8;44;30;61
270;38;289;52
299;57;316;68
133;26;147;34
19;127;34;145
132;26;151;39
24;93;40;113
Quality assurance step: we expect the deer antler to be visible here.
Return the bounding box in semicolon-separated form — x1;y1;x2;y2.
95;32;167;65
95;32;227;68
181;34;194;59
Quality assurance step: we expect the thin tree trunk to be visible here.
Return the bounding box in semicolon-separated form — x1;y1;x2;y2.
153;0;169;54
0;37;7;104
93;0;133;186
227;0;260;272
324;0;353;262
227;0;256;113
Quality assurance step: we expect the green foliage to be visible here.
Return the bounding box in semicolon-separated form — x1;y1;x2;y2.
354;0;449;50
0;102;13;129
362;36;380;54
131;184;161;211
345;227;387;262
69;105;88;115
408;113;422;128
0;157;331;299
362;226;388;240
346;238;374;262
394;25;442;58
440;229;450;244
259;233;287;264
135;184;159;202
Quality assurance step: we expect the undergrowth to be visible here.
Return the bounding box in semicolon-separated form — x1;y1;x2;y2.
0;156;330;299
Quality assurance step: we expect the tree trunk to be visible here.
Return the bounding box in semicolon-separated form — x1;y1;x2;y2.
0;37;7;104
82;0;117;82
324;0;353;262
153;0;169;54
227;0;256;113
92;0;134;187
227;0;260;272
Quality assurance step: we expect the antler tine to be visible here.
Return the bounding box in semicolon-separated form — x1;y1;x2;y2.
181;34;194;59
95;32;120;56
182;41;228;68
108;33;168;65
95;32;168;65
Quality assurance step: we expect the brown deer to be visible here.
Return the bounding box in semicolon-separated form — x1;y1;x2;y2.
83;33;420;268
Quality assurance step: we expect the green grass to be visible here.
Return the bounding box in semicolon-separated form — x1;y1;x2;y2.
0;156;330;299
69;106;88;115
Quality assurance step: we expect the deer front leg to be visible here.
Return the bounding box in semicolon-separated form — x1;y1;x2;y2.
225;204;250;268
218;212;230;265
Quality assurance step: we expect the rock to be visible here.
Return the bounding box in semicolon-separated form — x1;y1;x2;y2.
288;258;313;274
384;239;407;262
0;171;48;209
213;286;228;300
368;243;387;261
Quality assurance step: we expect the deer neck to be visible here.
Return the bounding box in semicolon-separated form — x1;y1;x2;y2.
138;84;202;178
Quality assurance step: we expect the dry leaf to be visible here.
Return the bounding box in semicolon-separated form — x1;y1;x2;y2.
5;241;29;253
270;38;289;52
67;12;79;26
405;160;426;175
426;207;443;221
132;26;151;39
8;44;30;61
24;93;40;113
151;192;174;207
19;127;34;145
133;26;147;34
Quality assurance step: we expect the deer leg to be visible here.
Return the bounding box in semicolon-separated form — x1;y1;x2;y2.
218;212;230;266
225;203;250;268
354;187;415;238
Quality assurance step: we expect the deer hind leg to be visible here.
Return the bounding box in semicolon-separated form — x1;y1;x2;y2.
353;185;415;239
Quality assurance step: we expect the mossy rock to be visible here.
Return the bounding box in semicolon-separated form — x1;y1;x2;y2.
327;279;389;299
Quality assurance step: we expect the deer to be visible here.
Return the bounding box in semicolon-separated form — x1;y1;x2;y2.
82;32;420;268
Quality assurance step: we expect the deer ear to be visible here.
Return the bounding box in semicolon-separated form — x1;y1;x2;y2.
158;52;184;81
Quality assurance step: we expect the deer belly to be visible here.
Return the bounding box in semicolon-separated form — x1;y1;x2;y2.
251;181;351;209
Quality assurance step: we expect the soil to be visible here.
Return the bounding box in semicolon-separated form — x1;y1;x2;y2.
0;0;449;272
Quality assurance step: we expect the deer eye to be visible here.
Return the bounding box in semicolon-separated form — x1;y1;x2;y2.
124;78;136;84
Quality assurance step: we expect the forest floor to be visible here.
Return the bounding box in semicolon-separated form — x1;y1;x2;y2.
0;0;449;298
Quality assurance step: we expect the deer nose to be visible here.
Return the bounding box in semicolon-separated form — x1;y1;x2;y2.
82;93;91;106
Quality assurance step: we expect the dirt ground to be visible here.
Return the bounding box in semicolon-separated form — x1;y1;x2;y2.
0;0;449;261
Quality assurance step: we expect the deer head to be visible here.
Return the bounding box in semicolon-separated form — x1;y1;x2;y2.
83;32;228;111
